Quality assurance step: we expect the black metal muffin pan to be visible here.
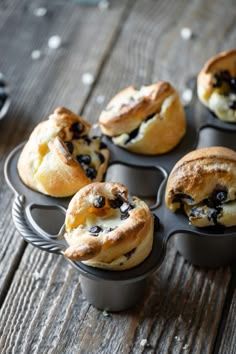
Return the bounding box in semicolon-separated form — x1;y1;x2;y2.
4;79;236;311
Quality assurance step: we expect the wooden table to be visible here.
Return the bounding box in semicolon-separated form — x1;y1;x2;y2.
0;0;236;353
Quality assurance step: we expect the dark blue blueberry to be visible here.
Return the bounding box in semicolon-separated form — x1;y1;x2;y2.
230;78;236;92
120;202;133;214
220;70;231;81
153;214;160;231
120;213;129;220
64;141;74;154
99;141;107;149
77;154;91;165
93;196;105;208
70;122;84;138
83;135;91;145
215;190;228;203
229;101;236;110
96;152;105;163
189;207;203;218
86;167;97;179
109;195;124;209
213;74;222;88
204;198;215;208
207;208;221;225
89;225;103;235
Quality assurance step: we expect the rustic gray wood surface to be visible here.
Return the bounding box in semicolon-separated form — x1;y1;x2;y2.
0;0;236;353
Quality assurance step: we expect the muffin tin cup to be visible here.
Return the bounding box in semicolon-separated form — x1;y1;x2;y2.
4;82;236;310
5;144;167;311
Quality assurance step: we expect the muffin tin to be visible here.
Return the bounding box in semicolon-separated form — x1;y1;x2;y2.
4;78;236;311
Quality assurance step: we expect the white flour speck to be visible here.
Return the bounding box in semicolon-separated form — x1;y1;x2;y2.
31;50;41;60
82;73;95;85
33;7;47;17
48;36;62;49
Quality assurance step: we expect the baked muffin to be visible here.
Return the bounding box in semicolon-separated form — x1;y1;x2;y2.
197;49;236;122
165;146;236;227
17;107;109;197
99;82;186;155
64;182;154;270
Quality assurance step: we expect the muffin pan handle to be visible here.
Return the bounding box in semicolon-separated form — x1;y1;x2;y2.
25;202;66;240
12;194;66;255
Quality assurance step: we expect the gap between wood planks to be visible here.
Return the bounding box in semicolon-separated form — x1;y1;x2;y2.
0;241;27;309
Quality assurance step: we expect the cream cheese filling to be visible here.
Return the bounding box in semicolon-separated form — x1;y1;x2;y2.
113;94;176;146
208;91;236;121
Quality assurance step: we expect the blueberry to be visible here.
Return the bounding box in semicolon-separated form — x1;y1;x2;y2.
208;208;221;225
70;122;84;138
89;225;103;235
230;78;236;92
77;154;91;165
120;202;133;214
86;167;97;179
83;135;91;145
229;101;236;110
215;190;227;203
93;196;105;208
204;198;215;208
99;141;107;149
189;207;203;218
96;152;105;163
220;70;231;81
213;74;222;88
120;213;129;220
109;195;124;209
153;214;160;231
64;141;74;154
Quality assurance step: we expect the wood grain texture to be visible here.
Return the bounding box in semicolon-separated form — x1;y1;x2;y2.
0;0;236;353
0;240;231;354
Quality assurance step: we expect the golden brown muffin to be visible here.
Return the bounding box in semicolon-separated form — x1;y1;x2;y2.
197;49;236;122
165;146;236;227
17;107;109;197
64;182;154;270
99;82;186;155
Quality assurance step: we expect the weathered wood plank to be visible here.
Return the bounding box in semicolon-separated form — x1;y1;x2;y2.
0;0;129;302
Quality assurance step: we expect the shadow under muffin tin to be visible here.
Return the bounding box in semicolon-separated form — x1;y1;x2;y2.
4;78;236;311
